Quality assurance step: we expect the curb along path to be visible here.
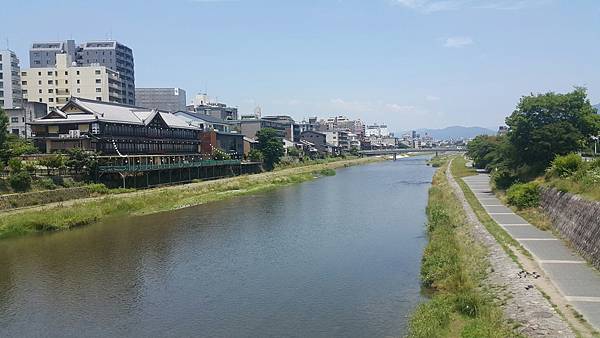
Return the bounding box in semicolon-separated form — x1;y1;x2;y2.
462;172;600;332
446;163;575;337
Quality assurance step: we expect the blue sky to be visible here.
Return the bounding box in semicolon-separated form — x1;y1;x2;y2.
2;0;599;131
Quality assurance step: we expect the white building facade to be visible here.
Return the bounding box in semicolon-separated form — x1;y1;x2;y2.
0;50;23;109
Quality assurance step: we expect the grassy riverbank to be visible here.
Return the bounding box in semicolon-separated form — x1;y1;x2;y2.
409;160;519;338
0;156;383;239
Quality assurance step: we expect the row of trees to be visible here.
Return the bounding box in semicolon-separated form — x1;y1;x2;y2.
467;88;600;188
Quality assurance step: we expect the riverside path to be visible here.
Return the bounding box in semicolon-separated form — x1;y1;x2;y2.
462;173;600;331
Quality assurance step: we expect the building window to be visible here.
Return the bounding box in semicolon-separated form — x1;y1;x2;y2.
38;89;42;94
49;98;54;102
21;80;27;85
77;79;80;84
11;117;18;123
48;80;53;85
38;72;41;76
48;89;54;93
95;79;101;84
95;70;101;75
38;80;42;85
96;88;101;92
65;80;68;84
96;97;102;101
47;71;52;76
64;71;68;76
21;71;26;76
76;70;80;75
77;88;80;93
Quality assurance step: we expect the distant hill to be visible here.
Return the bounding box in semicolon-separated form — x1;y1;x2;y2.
406;126;495;140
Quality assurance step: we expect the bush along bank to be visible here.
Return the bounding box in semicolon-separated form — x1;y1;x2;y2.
409;161;519;338
0;156;379;239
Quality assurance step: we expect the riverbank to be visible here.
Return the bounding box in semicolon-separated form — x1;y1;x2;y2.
409;160;518;337
0;156;383;239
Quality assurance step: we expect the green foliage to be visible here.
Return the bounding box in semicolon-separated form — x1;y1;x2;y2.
37;178;57;190
506;182;540;209
248;149;264;162
5;135;38;157
9;171;32;192
256;128;284;170
410;161;519;338
0;108;8;164
212;148;232;160
8;158;23;173
408;296;453;338
466;135;503;170
315;168;336;176
350;146;360;156
506;88;600;172
38;154;65;174
546;153;584;178
286;147;300;157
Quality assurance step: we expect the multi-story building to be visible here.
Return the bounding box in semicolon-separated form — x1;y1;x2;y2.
365;124;390;137
30;39;135;105
5;101;47;137
0;50;23;109
29;40;77;68
136;87;187;112
29;97;200;154
21;53;125;110
187;93;238;121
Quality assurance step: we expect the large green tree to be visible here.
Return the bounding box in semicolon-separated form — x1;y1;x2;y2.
255;128;284;170
506;88;600;171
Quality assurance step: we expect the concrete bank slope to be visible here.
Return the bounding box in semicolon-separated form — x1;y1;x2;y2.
462;173;600;333
446;165;575;337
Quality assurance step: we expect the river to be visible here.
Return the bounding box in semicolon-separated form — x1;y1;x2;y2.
0;157;435;337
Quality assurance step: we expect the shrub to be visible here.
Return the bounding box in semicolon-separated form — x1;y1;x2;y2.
506;182;540;209
248;149;264;162
491;167;518;190
9;171;32;192
37;177;57;190
546;153;584;178
8;158;23;173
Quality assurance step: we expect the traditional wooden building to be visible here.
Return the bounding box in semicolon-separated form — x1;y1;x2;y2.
29;97;201;154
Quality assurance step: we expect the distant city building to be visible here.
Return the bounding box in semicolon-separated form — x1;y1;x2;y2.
365;124;390;137
174;111;231;132
187;93;238;121
136;88;187;112
5;101;47;137
22;53;125;110
30;39;135;104
0;50;23;109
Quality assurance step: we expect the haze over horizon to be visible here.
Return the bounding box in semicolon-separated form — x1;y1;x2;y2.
2;0;599;131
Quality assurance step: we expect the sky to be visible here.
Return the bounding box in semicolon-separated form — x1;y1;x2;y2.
2;0;600;131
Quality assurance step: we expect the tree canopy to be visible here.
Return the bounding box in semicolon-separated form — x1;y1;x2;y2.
255;128;284;170
506;88;600;169
0;108;9;164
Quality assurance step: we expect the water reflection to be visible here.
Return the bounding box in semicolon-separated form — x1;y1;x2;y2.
0;157;434;337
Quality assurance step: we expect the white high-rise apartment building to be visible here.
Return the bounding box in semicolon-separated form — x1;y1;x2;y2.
21;53;124;111
0;50;23;109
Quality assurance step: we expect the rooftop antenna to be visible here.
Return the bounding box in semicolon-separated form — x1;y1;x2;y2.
5;38;9;50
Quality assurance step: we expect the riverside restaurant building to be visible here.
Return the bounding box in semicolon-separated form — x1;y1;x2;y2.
29;97;201;154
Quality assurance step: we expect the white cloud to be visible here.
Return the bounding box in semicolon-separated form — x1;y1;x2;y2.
393;0;549;13
444;36;473;48
426;95;441;101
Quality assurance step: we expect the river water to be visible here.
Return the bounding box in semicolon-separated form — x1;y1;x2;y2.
0;157;435;337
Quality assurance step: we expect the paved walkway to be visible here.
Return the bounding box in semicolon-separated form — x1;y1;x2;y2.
462;173;600;331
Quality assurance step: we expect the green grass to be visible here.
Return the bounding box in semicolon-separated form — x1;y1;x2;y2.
0;157;379;239
408;160;521;338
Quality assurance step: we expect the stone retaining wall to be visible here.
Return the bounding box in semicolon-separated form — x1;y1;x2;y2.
540;187;600;269
0;187;94;211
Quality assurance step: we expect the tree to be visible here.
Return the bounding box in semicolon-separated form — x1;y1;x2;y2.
0;108;9;165
287;147;300;157
256;128;284;170
248;149;264;162
506;88;600;172
39;154;65;175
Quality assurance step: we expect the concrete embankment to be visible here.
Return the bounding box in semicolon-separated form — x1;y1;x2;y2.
540;187;600;271
0;156;383;239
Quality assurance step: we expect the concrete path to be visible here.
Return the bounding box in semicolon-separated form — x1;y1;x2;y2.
462;173;600;331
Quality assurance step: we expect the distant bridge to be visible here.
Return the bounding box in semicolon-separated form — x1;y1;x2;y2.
359;147;464;159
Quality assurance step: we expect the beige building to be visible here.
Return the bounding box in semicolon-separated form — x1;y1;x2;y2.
21;53;124;111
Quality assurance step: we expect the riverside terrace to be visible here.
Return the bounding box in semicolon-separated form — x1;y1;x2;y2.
29;97;202;154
